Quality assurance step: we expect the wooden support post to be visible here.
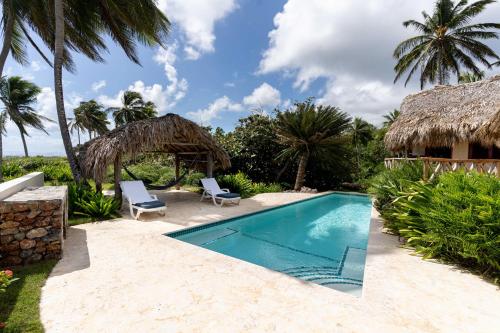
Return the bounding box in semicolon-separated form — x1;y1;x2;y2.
95;182;102;194
423;160;429;181
175;154;180;190
206;153;213;178
114;154;122;207
496;162;500;178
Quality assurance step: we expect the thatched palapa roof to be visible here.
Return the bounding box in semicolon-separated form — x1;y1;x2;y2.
78;113;230;183
385;75;500;151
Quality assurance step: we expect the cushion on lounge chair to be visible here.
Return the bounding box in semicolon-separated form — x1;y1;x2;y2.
134;200;166;209
215;193;240;199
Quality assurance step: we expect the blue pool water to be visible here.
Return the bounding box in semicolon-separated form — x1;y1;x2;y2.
167;193;372;296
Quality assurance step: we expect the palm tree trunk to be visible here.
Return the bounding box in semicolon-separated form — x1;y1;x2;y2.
54;0;81;182
77;128;80;145
294;152;309;191
0;131;3;182
0;2;14;77
20;131;29;157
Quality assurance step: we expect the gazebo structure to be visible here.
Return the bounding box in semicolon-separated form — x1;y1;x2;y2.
78;113;231;202
384;75;500;179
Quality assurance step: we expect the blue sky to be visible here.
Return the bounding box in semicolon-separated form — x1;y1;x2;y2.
3;0;500;155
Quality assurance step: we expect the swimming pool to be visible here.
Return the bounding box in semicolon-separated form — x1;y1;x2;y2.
167;193;372;296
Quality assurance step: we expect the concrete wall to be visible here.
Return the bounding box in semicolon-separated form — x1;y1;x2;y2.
0;172;44;201
452;142;469;159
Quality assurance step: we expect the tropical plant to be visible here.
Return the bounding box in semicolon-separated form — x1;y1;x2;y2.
217;172;255;198
458;71;485;82
51;0;171;181
368;161;424;233
68;100;109;144
107;91;157;127
349;117;373;172
68;183;120;220
0;269;18;293
0;111;5;182
275;100;351;190
390;172;500;281
383;109;401;127
394;0;500;88
0;76;51;157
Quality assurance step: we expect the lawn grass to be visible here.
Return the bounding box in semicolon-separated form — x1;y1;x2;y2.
0;260;57;333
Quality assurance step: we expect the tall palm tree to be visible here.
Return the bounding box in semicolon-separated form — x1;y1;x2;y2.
458;71;485;82
394;0;500;88
52;0;170;180
383;109;401;127
349;117;373;171
69;100;108;143
0;76;51;157
107;91;157;127
0;111;6;182
275;100;351;191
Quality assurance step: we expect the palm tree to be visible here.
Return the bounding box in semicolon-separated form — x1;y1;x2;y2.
383;109;401;127
349;117;373;171
458;71;485;82
69;100;108;144
107;91;157;127
0;76;51;157
0;111;6;182
275;100;351;190
394;0;500;88
52;0;170;180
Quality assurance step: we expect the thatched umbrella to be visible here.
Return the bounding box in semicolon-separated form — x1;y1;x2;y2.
78;113;230;201
385;75;500;152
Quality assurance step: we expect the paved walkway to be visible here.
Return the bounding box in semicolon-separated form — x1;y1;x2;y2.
40;191;500;332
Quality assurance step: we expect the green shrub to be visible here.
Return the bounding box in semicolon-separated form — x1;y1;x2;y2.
251;182;283;194
390;172;500;282
41;164;73;182
2;157;74;183
217;172;254;198
368;162;423;233
68;183;120;221
217;172;284;198
2;163;23;178
183;172;206;186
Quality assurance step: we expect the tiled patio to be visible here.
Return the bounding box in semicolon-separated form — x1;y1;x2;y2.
40;191;500;332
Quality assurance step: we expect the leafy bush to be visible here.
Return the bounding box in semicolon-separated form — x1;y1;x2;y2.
251;182;283;194
368;161;423;232
41;164;73;182
68;183;120;220
183;172;206;186
217;172;283;198
2;157;74;183
217;172;254;198
389;172;500;281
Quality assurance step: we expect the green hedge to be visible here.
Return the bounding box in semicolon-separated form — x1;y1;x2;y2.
370;168;500;283
2;157;72;183
217;172;283;198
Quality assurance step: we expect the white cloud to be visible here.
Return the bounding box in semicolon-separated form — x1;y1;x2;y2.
153;44;189;106
91;80;106;92
243;82;281;108
224;82;235;88
157;0;238;59
30;61;41;72
257;0;500;122
186;96;242;125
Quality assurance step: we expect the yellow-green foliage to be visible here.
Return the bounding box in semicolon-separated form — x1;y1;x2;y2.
2;156;72;182
382;172;500;282
217;172;282;198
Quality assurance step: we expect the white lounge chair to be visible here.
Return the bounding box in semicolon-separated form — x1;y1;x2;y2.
120;180;167;220
200;178;241;207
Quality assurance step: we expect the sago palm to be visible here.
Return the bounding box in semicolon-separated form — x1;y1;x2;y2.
275;100;351;190
0;76;51;157
394;0;500;88
107;91;157;127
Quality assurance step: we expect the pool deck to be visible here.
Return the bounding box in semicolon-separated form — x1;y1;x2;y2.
40;191;500;332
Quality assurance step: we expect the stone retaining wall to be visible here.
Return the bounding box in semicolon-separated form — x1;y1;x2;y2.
0;186;67;267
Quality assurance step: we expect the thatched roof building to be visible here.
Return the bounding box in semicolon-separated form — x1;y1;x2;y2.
385;75;500;153
78;113;230;187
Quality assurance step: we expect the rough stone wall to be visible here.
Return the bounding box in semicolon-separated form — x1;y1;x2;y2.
0;186;67;267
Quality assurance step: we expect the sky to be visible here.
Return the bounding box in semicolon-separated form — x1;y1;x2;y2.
3;0;500;156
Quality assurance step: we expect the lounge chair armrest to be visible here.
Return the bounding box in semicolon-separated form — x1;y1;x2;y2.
151;194;159;200
221;188;230;193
